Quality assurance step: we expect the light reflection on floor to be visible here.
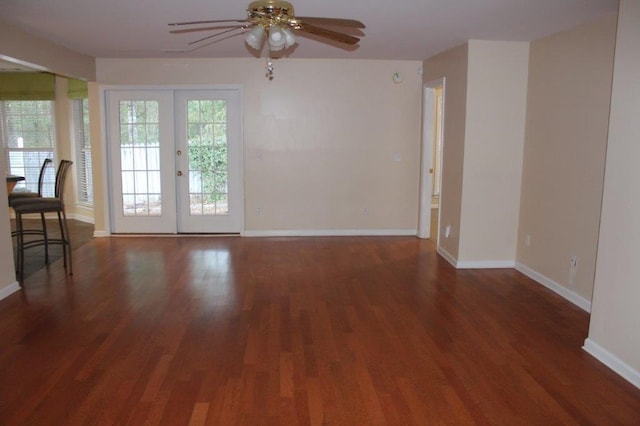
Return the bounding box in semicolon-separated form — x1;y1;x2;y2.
187;248;236;309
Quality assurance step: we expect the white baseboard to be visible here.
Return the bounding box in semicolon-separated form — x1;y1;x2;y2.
436;246;457;267
9;211;94;224
242;229;417;237
68;213;94;224
457;260;516;269
93;229;416;238
0;281;20;301
435;247;514;270
583;338;640;389
515;262;591;312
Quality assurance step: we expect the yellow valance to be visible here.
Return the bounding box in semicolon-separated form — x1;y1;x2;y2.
0;72;55;100
67;78;88;99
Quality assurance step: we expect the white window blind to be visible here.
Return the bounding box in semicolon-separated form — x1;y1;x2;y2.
72;98;93;205
0;100;56;195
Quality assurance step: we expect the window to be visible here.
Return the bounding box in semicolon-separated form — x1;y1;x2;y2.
0;100;55;195
72;98;93;204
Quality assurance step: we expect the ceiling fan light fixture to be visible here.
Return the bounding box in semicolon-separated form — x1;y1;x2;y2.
245;25;265;50
268;25;287;50
281;27;296;48
170;0;364;79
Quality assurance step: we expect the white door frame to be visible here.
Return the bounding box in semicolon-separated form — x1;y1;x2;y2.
417;77;445;243
174;89;244;233
106;89;178;234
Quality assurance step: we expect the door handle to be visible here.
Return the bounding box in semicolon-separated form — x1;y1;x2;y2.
176;150;182;156
177;171;183;176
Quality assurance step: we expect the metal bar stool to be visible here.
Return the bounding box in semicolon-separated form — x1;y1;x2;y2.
9;158;54;263
11;160;73;284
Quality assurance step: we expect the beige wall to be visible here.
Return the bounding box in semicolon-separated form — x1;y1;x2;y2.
0;152;17;295
516;15;617;302
422;44;469;260
587;0;640;384
53;76;88;222
0;20;95;80
422;41;528;266
87;82;105;233
95;58;423;233
459;41;529;265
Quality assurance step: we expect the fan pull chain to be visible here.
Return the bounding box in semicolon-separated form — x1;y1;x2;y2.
266;57;274;80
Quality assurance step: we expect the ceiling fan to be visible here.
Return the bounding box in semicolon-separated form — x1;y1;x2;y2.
169;0;365;78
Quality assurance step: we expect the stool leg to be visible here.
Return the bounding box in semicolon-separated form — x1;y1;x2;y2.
40;212;49;264
16;212;25;284
14;214;20;274
58;210;73;275
57;211;67;269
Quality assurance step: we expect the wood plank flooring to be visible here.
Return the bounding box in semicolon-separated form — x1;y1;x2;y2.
0;236;639;424
9;219;94;280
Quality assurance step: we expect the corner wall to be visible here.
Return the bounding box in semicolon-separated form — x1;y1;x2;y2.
459;41;529;266
422;44;469;261
585;0;640;389
0;20;95;80
0;156;18;298
516;15;617;306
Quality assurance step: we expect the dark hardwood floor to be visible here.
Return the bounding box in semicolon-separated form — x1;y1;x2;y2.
0;236;639;424
9;218;94;280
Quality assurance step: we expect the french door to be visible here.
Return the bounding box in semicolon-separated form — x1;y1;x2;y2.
107;88;243;234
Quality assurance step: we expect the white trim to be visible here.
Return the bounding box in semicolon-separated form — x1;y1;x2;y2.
515;262;591;312
418;77;446;244
0;282;21;300
97;85;112;236
417;85;435;239
434;246;515;270
583;338;640;390
242;229;417;237
436;246;457;267
93;230;109;238
457;260;516;269
68;213;94;224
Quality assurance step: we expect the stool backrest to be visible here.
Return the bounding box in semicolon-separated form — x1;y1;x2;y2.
55;160;73;202
37;158;54;197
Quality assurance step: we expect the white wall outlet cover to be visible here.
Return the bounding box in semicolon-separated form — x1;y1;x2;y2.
393;72;403;83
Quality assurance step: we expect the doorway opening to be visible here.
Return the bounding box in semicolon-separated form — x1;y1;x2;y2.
418;78;445;245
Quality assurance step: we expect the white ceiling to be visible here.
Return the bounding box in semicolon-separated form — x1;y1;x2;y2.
0;0;618;62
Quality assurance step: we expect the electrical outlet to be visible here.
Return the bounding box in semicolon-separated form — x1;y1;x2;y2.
362;207;368;215
444;225;451;238
569;255;578;285
570;255;578;269
524;234;531;247
256;207;263;215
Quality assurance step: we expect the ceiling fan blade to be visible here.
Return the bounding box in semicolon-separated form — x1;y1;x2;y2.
170;24;247;34
188;26;249;45
296;17;365;29
169;19;248;26
296;23;360;45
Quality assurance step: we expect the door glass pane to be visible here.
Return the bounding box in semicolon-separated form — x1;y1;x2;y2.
119;100;162;216
186;99;228;216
